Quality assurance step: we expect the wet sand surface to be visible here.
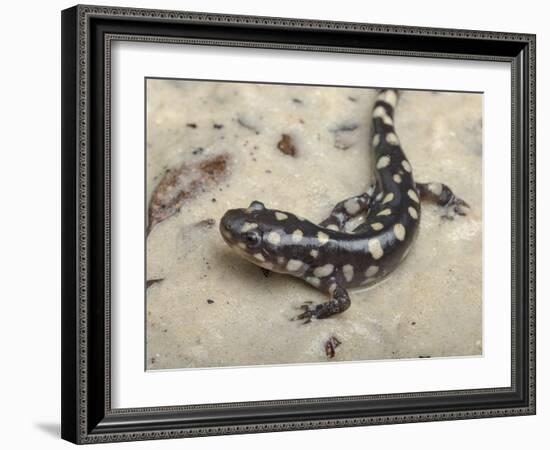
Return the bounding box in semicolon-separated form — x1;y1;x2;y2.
146;80;482;370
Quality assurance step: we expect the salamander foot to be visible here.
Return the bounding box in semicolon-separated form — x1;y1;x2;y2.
292;303;324;324
416;182;470;220
441;195;470;219
291;285;351;324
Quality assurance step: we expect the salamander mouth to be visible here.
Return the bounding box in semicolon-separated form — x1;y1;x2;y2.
219;214;237;246
219;226;237;247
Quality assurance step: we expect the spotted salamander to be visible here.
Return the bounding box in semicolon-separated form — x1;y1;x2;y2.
220;89;469;323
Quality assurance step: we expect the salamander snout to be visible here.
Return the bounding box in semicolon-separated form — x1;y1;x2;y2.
220;208;243;242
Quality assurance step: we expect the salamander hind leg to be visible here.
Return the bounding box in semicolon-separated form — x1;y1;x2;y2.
416;182;470;219
319;188;375;231
292;282;351;324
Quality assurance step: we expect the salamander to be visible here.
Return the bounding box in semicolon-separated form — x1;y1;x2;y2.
220;89;469;323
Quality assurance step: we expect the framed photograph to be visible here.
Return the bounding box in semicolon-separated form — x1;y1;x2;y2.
61;4;536;444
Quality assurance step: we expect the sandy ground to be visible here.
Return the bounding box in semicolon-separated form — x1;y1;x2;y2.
145;79;482;370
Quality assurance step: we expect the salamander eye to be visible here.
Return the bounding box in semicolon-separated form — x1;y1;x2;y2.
248;201;265;211
244;231;261;248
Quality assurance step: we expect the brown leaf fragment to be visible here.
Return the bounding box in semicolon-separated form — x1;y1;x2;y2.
199;154;227;178
147;154;229;236
324;336;342;359
277;134;297;156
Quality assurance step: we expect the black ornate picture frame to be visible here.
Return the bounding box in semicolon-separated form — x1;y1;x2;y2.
61;4;536;444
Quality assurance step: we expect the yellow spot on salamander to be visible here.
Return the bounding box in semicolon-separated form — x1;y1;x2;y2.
408;206;418;220
241;222;258;232
317;231;330;246
292;229;304;243
408;189;420;203
376;155;391;169
343;264;354;282
306;276;321;288
379;89;397;107
314;264;334;278
394;223;406;241
382;115;393;126
365;265;379;277
368;238;384;260
286;259;303;272
254;253;265;262
372;106;387;118
267;231;281;245
385;132;399;145
382;193;394;204
429;182;443;196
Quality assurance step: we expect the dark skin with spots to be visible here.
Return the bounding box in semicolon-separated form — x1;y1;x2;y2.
220;89;469;323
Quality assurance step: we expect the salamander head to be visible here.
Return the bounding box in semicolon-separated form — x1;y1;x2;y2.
220;201;307;273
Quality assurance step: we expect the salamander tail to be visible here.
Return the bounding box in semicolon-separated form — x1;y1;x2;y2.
372;88;399;136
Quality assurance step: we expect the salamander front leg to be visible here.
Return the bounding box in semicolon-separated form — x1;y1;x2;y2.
416;182;470;219
292;283;351;324
319;188;375;231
